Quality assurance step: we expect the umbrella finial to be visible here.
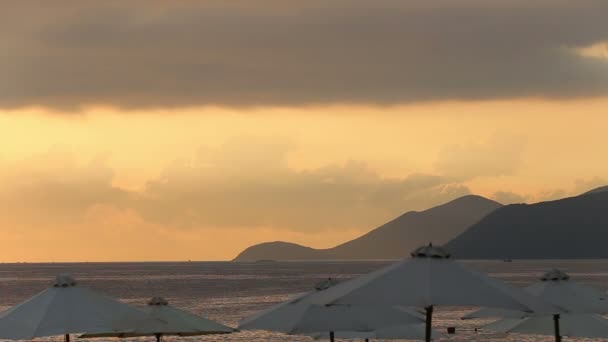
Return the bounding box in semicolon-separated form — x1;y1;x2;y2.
411;244;450;259
53;274;77;287
540;269;570;282
148;297;169;305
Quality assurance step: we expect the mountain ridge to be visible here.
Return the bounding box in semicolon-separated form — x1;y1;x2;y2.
233;195;502;261
445;190;608;259
584;185;608;195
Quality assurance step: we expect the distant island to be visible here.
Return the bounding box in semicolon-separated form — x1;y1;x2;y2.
234;186;608;261
234;195;501;261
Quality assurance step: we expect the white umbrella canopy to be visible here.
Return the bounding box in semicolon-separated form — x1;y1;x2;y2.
462;307;527;320
239;279;426;341
287;305;425;334
463;269;608;319
238;291;311;333
311;244;561;342
308;323;442;341
317;245;557;310
0;274;162;342
308;330;374;340
527;269;608;313
81;297;234;340
484;314;608;339
373;324;442;340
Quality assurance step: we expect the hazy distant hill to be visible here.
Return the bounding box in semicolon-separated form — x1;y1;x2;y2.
234;195;502;261
584;185;608;195
445;190;608;259
322;195;502;259
235;241;328;261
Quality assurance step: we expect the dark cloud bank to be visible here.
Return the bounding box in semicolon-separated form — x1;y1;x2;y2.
2;0;608;110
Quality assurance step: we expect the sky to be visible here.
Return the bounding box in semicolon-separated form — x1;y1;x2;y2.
1;1;608;262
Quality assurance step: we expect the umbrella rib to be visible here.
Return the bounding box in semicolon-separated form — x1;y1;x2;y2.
31;290;60;339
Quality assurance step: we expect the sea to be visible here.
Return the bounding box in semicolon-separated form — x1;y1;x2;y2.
2;260;608;342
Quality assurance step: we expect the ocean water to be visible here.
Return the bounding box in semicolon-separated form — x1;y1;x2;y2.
1;260;608;341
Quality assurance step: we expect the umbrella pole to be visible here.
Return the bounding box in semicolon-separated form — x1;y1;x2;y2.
155;333;162;342
425;305;434;342
65;334;70;342
553;314;561;342
329;330;335;342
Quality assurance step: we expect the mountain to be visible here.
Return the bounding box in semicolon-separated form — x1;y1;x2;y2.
445;191;608;259
235;241;328;261
322;195;502;260
233;195;502;261
584;185;608;195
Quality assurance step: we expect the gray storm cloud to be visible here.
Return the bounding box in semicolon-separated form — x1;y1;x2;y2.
2;0;608;110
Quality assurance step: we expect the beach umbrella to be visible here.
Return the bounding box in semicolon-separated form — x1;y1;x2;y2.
527;269;608;313
462;307;527;320
239;279;427;341
312;244;560;342
82;297;234;341
372;324;442;340
309;323;442;341
484;313;608;340
465;269;608;319
464;269;608;341
0;274;161;342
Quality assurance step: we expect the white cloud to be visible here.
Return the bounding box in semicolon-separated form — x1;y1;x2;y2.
435;133;527;181
492;191;528;204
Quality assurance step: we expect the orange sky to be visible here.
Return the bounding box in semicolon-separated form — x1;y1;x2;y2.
1;99;608;262
2;1;608;262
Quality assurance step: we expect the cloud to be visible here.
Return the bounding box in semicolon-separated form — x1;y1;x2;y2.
0;139;469;235
492;191;528;204
535;177;608;202
0;148;129;225
2;1;608;110
522;177;608;203
136;136;470;231
573;177;608;195
577;41;608;60
434;133;527;181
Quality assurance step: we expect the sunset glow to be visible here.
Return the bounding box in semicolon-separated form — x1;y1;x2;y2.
2;1;608;262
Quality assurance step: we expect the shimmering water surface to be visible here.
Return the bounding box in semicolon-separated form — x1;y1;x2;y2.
2;260;608;341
